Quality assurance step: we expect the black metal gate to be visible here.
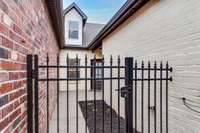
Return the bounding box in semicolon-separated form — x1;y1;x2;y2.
27;54;172;133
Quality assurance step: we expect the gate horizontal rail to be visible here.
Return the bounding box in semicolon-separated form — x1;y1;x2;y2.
38;65;173;71
38;77;172;81
27;54;173;133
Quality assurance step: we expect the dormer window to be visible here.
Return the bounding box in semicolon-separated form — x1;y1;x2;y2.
69;21;79;39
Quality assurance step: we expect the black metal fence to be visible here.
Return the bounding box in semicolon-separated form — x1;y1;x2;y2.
27;54;172;133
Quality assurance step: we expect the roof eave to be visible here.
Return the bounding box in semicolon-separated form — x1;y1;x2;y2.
46;0;64;48
88;0;149;50
63;45;89;50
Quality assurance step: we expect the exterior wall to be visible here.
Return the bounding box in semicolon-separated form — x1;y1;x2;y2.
59;49;94;91
64;9;83;45
94;47;103;59
102;0;200;133
0;0;59;133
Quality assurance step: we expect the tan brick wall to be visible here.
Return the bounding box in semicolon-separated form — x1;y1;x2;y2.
102;0;200;132
0;0;59;132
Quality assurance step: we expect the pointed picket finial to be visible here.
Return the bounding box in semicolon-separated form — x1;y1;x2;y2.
148;60;151;68
118;55;120;64
135;60;138;68
154;61;157;68
110;55;113;64
47;53;49;63
160;61;163;72
166;61;169;70
160;61;163;67
102;55;105;64
141;60;144;68
76;54;79;66
57;54;59;64
66;54;69;64
85;54;87;64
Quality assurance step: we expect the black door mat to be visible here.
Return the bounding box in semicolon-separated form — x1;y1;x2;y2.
79;100;126;133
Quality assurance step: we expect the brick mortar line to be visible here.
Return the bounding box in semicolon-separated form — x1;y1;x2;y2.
0;42;13;51
1;1;24;28
0;70;26;73
0;44;27;60
13;115;27;133
0;20;33;50
0;57;27;65
0;86;25;105
5;0;44;33
1;1;57;50
0;1;44;45
0;72;26;76
0;32;50;58
0;2;59;57
0;87;26;108
10;116;24;133
0;33;32;54
0;78;26;85
0;93;26;120
1;107;22;133
13;101;28;131
0;98;22;123
0;1;59;131
0;71;55;82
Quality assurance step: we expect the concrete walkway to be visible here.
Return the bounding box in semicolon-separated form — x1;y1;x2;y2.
50;90;102;133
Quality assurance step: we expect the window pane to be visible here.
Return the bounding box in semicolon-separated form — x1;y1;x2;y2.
69;21;79;39
68;58;80;78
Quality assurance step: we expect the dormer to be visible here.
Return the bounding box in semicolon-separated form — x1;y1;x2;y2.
64;3;87;46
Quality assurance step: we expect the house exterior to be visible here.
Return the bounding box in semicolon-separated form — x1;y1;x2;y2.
0;0;63;132
62;0;200;133
0;0;198;132
60;3;104;91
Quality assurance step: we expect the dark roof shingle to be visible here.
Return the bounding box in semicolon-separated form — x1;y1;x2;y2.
83;23;105;46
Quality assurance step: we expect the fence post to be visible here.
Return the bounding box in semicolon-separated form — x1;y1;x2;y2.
34;55;39;133
27;55;33;133
125;57;133;133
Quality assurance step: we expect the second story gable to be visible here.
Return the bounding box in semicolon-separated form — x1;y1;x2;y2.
63;3;105;49
64;3;87;46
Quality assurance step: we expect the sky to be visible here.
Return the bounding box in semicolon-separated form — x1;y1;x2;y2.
63;0;126;24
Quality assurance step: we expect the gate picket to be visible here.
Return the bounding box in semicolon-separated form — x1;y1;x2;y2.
27;54;172;133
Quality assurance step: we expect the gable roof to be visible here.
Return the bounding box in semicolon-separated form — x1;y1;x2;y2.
63;23;104;49
63;2;88;25
87;0;149;50
83;23;105;46
62;0;149;50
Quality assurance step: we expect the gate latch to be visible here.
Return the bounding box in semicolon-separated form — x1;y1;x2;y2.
116;86;132;98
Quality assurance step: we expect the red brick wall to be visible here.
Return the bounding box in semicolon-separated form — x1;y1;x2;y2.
0;0;59;132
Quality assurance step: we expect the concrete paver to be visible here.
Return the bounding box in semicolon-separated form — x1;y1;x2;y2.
50;90;102;133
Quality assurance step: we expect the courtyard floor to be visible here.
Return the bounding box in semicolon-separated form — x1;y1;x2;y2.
50;90;102;133
49;90;126;133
